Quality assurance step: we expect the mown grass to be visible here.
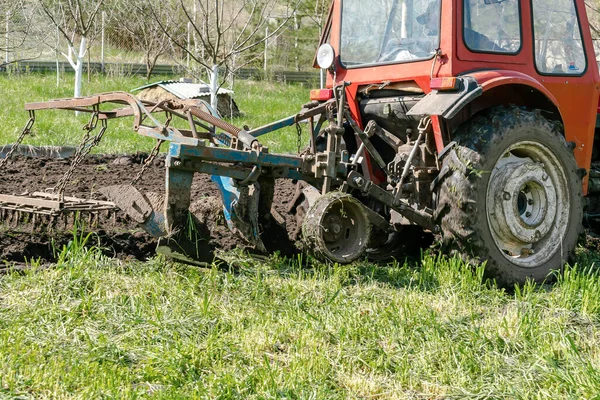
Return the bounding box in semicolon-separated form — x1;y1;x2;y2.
2;239;600;398
2;73;600;398
0;72;310;154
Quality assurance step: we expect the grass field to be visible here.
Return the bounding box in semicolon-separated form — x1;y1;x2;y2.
0;73;308;154
1;73;600;399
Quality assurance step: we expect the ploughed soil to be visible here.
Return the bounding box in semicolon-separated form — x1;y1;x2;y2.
4;154;598;270
0;154;300;266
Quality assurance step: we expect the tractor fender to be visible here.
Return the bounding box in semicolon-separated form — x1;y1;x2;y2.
465;70;560;107
407;76;482;119
407;70;562;121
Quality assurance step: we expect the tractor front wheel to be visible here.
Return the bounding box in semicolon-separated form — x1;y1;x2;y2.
435;107;583;286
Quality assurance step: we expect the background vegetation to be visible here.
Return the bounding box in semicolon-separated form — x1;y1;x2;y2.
0;73;309;154
1;0;330;78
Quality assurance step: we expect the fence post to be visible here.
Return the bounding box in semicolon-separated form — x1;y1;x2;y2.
56;26;60;87
294;11;299;72
5;11;9;65
101;11;105;74
264;27;269;75
193;2;198;56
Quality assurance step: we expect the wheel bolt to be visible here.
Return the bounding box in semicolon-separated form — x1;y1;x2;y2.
503;192;511;201
528;199;534;205
542;174;548;181
526;212;532;218
332;224;341;234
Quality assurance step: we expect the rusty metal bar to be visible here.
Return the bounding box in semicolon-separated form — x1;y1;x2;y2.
25;92;147;131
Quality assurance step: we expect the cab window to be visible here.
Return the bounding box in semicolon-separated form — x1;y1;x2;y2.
463;0;521;53
532;0;586;75
340;0;440;66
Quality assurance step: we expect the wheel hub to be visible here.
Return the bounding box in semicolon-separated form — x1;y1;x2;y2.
486;142;569;265
491;161;556;244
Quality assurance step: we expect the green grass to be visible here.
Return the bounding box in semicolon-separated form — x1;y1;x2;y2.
0;72;310;154
2;73;600;398
2;242;600;398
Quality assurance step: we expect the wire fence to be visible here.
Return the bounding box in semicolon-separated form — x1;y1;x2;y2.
3;6;322;82
2;59;322;86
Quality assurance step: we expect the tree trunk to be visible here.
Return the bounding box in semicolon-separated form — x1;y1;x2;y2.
73;37;87;98
146;52;151;81
210;64;219;112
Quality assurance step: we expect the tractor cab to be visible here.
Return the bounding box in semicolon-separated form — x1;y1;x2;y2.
315;0;599;186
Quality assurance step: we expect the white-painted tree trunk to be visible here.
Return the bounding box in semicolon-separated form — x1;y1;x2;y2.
62;37;87;114
5;11;9;65
210;64;219;112
73;37;86;98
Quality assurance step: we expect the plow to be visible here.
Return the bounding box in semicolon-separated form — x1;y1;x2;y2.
4;0;600;287
1;89;412;266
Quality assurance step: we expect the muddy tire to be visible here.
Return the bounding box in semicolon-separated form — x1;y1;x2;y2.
435;106;583;286
302;192;371;263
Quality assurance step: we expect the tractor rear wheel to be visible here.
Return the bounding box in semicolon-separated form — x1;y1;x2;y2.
435;106;583;286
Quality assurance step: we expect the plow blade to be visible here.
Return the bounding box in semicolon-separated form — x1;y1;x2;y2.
211;175;267;253
99;185;166;237
99;176;278;265
99;184;215;266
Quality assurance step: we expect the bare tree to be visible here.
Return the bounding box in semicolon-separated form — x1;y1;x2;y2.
109;0;175;81
0;0;33;68
151;0;299;110
37;0;104;97
288;0;330;71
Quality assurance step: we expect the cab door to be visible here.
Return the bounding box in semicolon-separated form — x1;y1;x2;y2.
530;0;599;173
456;0;529;66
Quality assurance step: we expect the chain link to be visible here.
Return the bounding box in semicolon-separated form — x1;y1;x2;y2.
131;139;164;185
53;111;106;198
296;122;302;154
0;111;35;169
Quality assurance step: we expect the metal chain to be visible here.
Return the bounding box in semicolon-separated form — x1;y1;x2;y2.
131;139;164;185
296;122;302;154
53;110;106;198
0;111;35;169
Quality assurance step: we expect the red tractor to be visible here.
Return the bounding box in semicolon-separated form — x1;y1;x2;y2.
307;0;598;284
4;0;599;286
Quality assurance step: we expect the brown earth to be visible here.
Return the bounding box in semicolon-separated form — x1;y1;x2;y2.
5;154;594;269
0;154;300;265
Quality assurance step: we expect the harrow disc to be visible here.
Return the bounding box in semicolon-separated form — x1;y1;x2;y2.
301;192;371;264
